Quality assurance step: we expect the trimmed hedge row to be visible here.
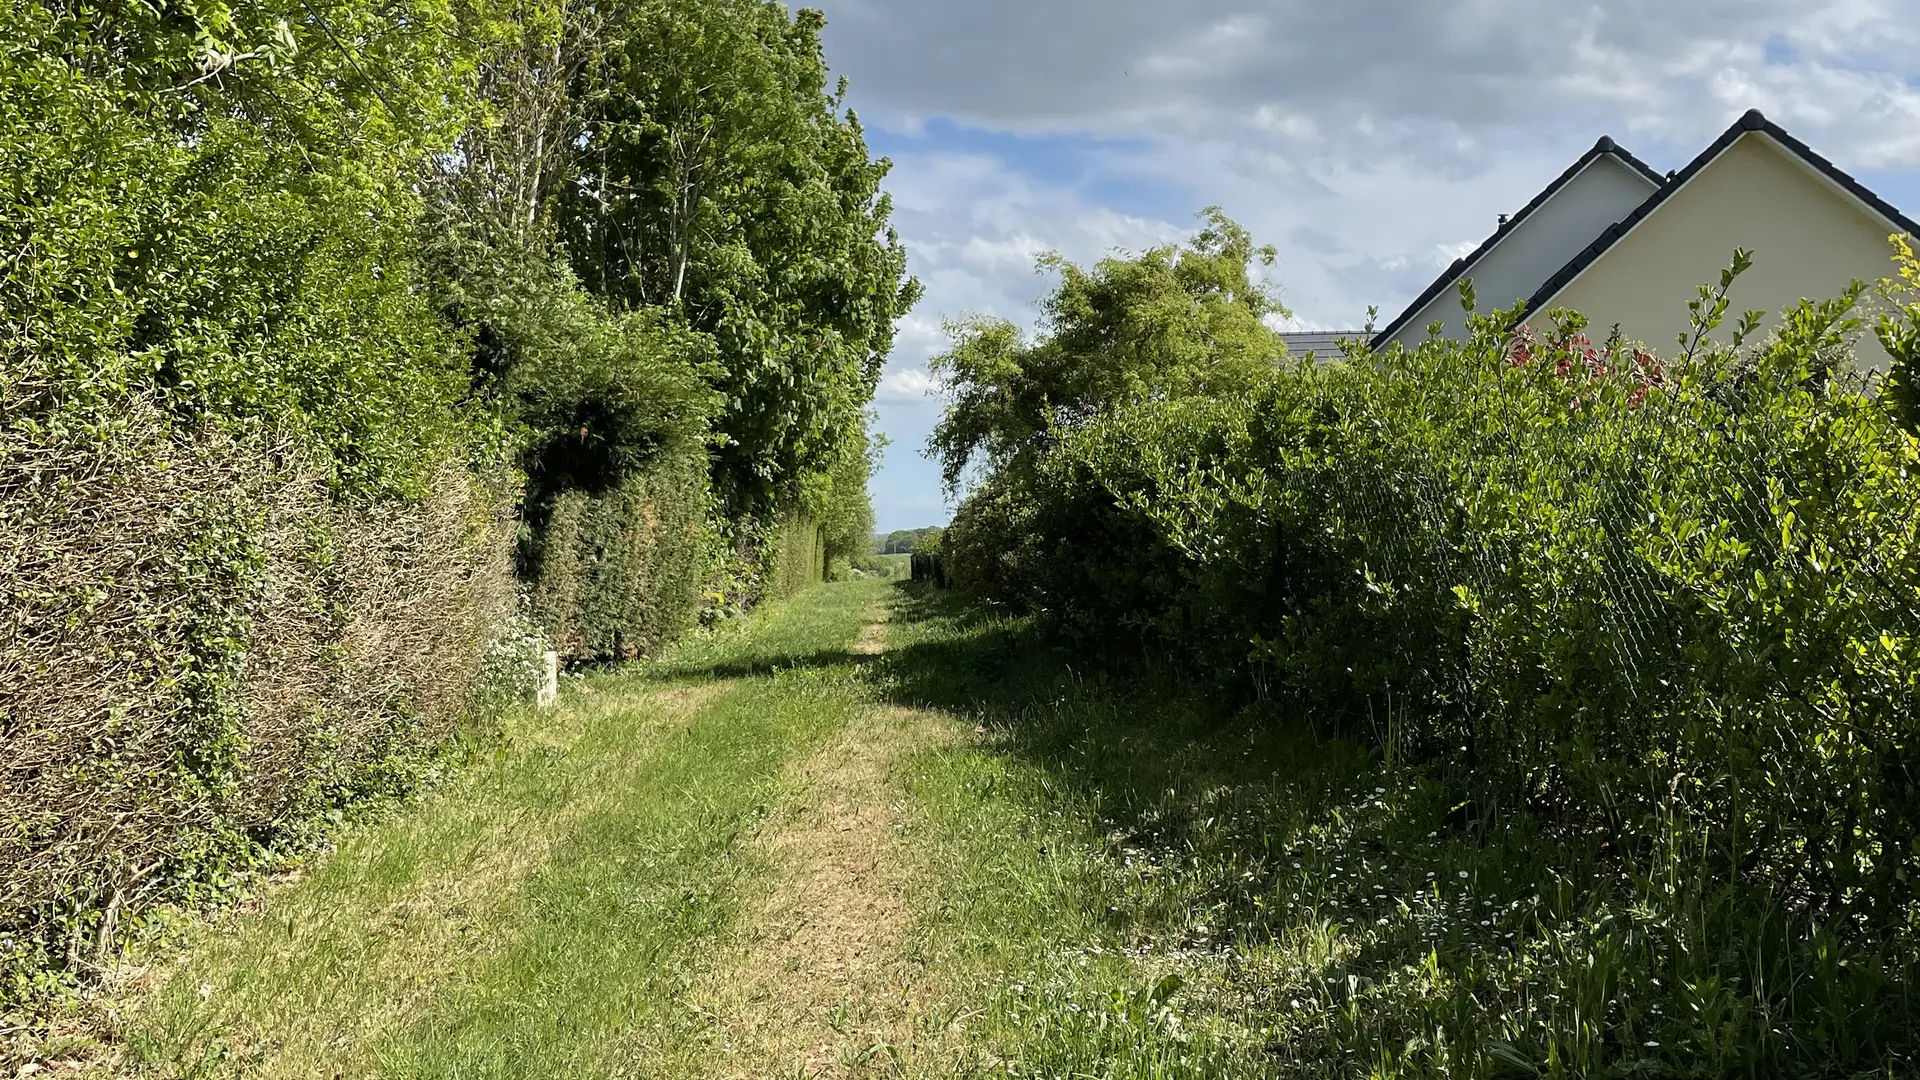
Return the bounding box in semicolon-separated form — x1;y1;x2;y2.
766;512;828;602
524;450;709;661
0;394;515;1001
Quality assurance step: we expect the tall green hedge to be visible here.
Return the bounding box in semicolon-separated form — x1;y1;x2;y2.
0;0;513;1002
767;512;828;601
523;450;710;661
947;263;1920;927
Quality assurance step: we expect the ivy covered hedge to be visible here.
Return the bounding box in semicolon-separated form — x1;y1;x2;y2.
0;0;518;1000
0;401;514;998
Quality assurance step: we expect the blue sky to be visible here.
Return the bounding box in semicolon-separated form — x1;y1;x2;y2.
805;0;1920;533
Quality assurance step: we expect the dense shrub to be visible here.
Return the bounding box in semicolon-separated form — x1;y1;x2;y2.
766;512;828;602
935;245;1920;1067
522;448;709;661
0;0;512;1002
0;392;514;1002
426;201;719;665
2;0;906;1005
1;0;479;502
811;425;879;581
947;252;1920;929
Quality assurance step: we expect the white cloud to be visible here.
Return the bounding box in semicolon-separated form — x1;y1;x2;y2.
879;146;1190;334
1273;312;1347;333
821;1;1920;169
960;233;1050;274
876;368;940;401
819;0;1920;528
1253;105;1318;140
1141;14;1272;79
890;312;948;357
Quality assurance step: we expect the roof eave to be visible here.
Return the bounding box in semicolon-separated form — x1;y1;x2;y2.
1521;109;1920;321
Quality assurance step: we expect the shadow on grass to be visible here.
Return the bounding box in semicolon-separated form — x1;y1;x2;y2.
868;580;1920;1074
644;649;872;682
872;581;1383;940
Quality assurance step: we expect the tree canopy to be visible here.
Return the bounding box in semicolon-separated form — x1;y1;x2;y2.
879;526;943;555
559;0;920;516
927;209;1285;492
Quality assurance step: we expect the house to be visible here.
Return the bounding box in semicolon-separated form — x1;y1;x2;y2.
1276;329;1363;359
1372;136;1665;351
1375;110;1919;371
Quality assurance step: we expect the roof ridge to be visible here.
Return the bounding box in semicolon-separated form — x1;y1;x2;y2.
1369;136;1663;349
1520;109;1920;320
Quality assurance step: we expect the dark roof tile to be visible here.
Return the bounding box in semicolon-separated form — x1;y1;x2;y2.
1278;330;1366;359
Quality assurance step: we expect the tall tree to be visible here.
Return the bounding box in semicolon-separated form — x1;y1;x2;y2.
929;209;1286;492
562;0;919;515
421;0;717;495
440;0;602;248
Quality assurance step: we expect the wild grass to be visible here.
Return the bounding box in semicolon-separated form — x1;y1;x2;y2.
38;578;1919;1077
875;583;1920;1079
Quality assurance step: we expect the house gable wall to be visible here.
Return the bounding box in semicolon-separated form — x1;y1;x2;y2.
1385;155;1658;350
1534;133;1902;372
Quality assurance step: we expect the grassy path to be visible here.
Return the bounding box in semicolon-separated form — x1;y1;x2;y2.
73;579;1411;1078
69;577;1745;1078
114;580;907;1078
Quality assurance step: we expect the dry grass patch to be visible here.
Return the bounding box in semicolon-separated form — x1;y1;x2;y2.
694;706;956;1079
689;599;954;1078
852;606;890;658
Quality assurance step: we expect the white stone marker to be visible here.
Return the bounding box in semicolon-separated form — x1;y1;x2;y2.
537;650;559;708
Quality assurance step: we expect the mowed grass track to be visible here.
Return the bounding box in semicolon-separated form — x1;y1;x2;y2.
89;576;1791;1079
119;580;891;1079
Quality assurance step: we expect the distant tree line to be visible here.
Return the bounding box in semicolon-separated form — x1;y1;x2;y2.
877;526;944;554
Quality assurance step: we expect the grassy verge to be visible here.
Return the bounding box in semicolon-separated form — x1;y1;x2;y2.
875;584;1918;1078
34;578;1914;1077
105;580;884;1079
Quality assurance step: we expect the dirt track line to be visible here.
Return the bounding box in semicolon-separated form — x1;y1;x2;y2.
692;598;949;1078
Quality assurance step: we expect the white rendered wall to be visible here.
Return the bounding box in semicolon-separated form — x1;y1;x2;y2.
1387;155;1660;350
1536;134;1896;372
1533;134;1904;373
